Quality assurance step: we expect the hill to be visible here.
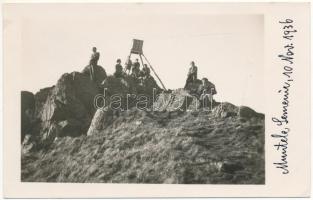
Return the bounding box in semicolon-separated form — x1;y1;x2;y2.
21;64;265;184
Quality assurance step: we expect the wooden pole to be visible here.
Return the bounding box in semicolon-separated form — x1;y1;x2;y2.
142;54;167;91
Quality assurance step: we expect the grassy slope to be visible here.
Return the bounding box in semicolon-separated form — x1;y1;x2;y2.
22;109;265;184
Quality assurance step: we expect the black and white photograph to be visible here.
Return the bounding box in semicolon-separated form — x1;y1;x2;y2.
2;2;310;198
19;4;265;184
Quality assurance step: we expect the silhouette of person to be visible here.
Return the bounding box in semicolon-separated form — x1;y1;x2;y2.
184;61;198;88
89;47;100;80
114;59;124;78
131;58;140;78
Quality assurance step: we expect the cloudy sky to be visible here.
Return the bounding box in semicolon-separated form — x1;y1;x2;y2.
16;4;264;112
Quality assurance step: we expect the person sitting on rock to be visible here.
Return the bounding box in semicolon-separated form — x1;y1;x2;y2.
131;58;140;78
138;64;149;85
142;64;151;77
199;78;212;108
114;59;124;78
198;77;217;96
184;61;198;88
199;78;217;108
124;56;132;75
89;47;100;80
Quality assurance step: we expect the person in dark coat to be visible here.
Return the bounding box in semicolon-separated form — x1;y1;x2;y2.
114;59;124;78
89;47;100;80
89;47;100;66
125;56;132;75
184;61;198;88
131;58;141;78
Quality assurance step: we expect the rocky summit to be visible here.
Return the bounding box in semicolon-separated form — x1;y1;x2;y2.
21;64;265;184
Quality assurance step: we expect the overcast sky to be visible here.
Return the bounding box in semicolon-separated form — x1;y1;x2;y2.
18;4;264;112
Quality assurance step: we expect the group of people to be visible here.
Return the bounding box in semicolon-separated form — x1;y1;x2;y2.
114;57;151;81
88;47;151;84
89;47;214;100
185;61;217;107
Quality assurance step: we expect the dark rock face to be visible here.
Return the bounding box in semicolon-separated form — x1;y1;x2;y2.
33;72;99;137
21;91;35;142
184;78;217;98
101;75;162;110
22;66;107;149
82;65;107;86
239;106;264;119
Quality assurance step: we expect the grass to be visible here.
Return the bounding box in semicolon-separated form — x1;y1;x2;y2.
22;107;265;184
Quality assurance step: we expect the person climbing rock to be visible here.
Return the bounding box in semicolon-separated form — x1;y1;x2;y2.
184;61;198;88
89;47;100;80
114;59;124;78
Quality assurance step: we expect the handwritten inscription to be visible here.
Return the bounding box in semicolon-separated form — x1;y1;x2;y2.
272;19;297;175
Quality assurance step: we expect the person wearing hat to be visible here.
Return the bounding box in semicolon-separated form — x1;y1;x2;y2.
114;58;124;78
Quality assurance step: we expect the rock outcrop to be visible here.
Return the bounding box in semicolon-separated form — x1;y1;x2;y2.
184;78;217;98
87;74;162;136
22;66;107;148
101;75;162;110
81;65;107;86
152;89;200;112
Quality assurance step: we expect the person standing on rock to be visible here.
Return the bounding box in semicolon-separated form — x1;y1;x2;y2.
184;61;198;88
89;47;100;80
131;58;140;78
124;56;132;75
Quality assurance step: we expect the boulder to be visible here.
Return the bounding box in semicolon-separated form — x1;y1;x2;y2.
212;102;238;118
81;65;107;86
87;108;113;136
153;89;200;112
87;75;162;136
184;78;217;98
101;75;162;110
24;70;106;145
238;106;262;119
